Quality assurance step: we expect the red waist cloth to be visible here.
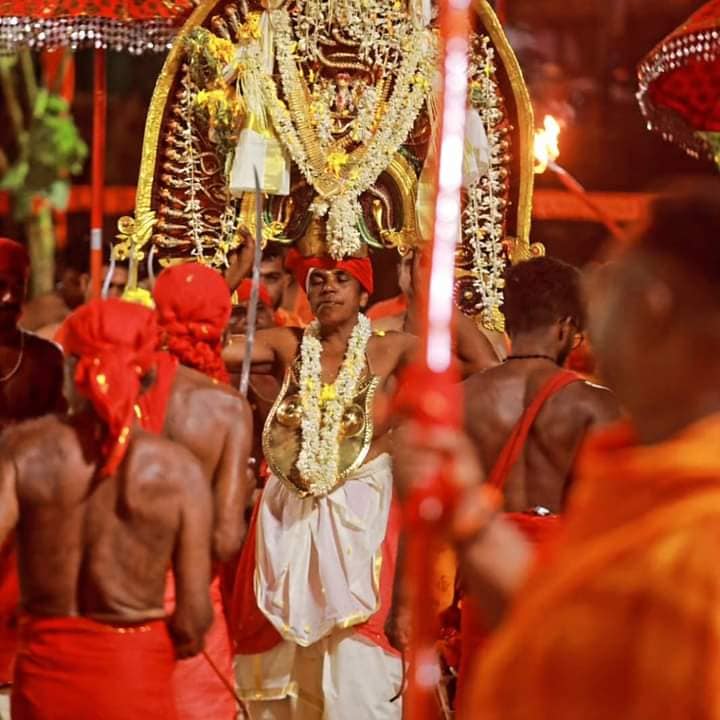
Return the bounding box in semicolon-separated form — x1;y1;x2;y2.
11;615;177;720
231;494;401;657
456;513;562;714
165;574;235;720
0;542;19;683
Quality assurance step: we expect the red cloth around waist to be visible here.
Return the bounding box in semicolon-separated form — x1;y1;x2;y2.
165;574;236;720
457;513;561;713
0;543;19;683
12;615;178;720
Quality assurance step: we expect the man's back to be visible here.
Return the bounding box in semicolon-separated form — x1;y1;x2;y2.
163;365;252;560
3;415;212;633
464;361;619;513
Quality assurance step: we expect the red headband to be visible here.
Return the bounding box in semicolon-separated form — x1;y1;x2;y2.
62;299;169;477
154;263;232;384
285;249;374;295
0;238;30;280
236;279;273;308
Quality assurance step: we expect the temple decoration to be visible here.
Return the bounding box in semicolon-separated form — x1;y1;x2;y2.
0;1;197;55
638;0;720;169
119;0;536;331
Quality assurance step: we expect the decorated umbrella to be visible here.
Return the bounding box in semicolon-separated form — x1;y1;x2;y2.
0;0;196;296
638;0;720;168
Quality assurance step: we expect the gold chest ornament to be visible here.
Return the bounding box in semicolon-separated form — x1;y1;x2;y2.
263;359;379;498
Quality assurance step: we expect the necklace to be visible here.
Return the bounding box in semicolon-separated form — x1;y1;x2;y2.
297;314;372;495
504;353;557;365
0;331;25;383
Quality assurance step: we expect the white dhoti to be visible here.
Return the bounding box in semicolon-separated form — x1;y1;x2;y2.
236;454;402;719
0;688;9;720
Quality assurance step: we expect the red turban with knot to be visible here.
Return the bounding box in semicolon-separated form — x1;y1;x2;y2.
236;278;273;309
62;299;174;477
0;238;30;280
285;249;374;295
154;263;231;384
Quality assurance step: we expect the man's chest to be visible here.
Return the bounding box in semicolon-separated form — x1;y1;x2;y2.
0;369;55;422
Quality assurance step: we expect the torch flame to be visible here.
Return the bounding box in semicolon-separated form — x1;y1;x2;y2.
534;115;561;174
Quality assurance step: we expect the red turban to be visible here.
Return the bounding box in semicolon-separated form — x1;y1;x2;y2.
154;263;231;384
62;299;172;477
0;238;30;280
285;249;374;295
236;279;273;309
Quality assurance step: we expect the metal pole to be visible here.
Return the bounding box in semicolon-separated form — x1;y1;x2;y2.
90;49;107;300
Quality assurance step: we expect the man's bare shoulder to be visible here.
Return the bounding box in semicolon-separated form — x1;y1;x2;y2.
173;366;251;418
23;331;63;363
20;293;68;330
371;329;416;351
0;415;67;455
131;431;207;492
462;362;507;390
563;379;622;425
371;314;404;333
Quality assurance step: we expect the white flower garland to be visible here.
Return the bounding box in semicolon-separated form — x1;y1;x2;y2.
236;10;436;258
297;314;372;494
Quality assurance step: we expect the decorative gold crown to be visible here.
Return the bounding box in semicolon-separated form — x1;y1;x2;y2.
297;216;369;259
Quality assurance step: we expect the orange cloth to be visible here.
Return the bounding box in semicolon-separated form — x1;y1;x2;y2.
471;414;720;720
236;279;273;309
165;575;235;720
367;294;407;321
12;615;177;719
288;285;313;325
275;307;306;328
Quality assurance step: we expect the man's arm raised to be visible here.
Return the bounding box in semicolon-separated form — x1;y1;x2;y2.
170;448;214;659
211;395;254;561
222;326;297;374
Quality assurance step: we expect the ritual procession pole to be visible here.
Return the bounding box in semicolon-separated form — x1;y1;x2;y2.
399;0;472;716
89;49;107;300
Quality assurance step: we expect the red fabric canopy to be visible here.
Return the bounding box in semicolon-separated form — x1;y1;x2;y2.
0;0;194;20
638;0;720;164
0;0;196;53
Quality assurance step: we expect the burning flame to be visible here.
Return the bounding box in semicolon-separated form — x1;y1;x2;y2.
533;115;561;174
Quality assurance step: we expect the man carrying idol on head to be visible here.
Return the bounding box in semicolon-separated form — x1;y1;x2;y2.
224;223;416;720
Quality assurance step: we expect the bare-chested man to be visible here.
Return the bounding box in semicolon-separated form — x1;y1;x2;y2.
464;256;620;514
223;246;415;720
456;256;620;707
0;238;65;720
0;298;213;720
152;262;253;720
0;239;65;430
